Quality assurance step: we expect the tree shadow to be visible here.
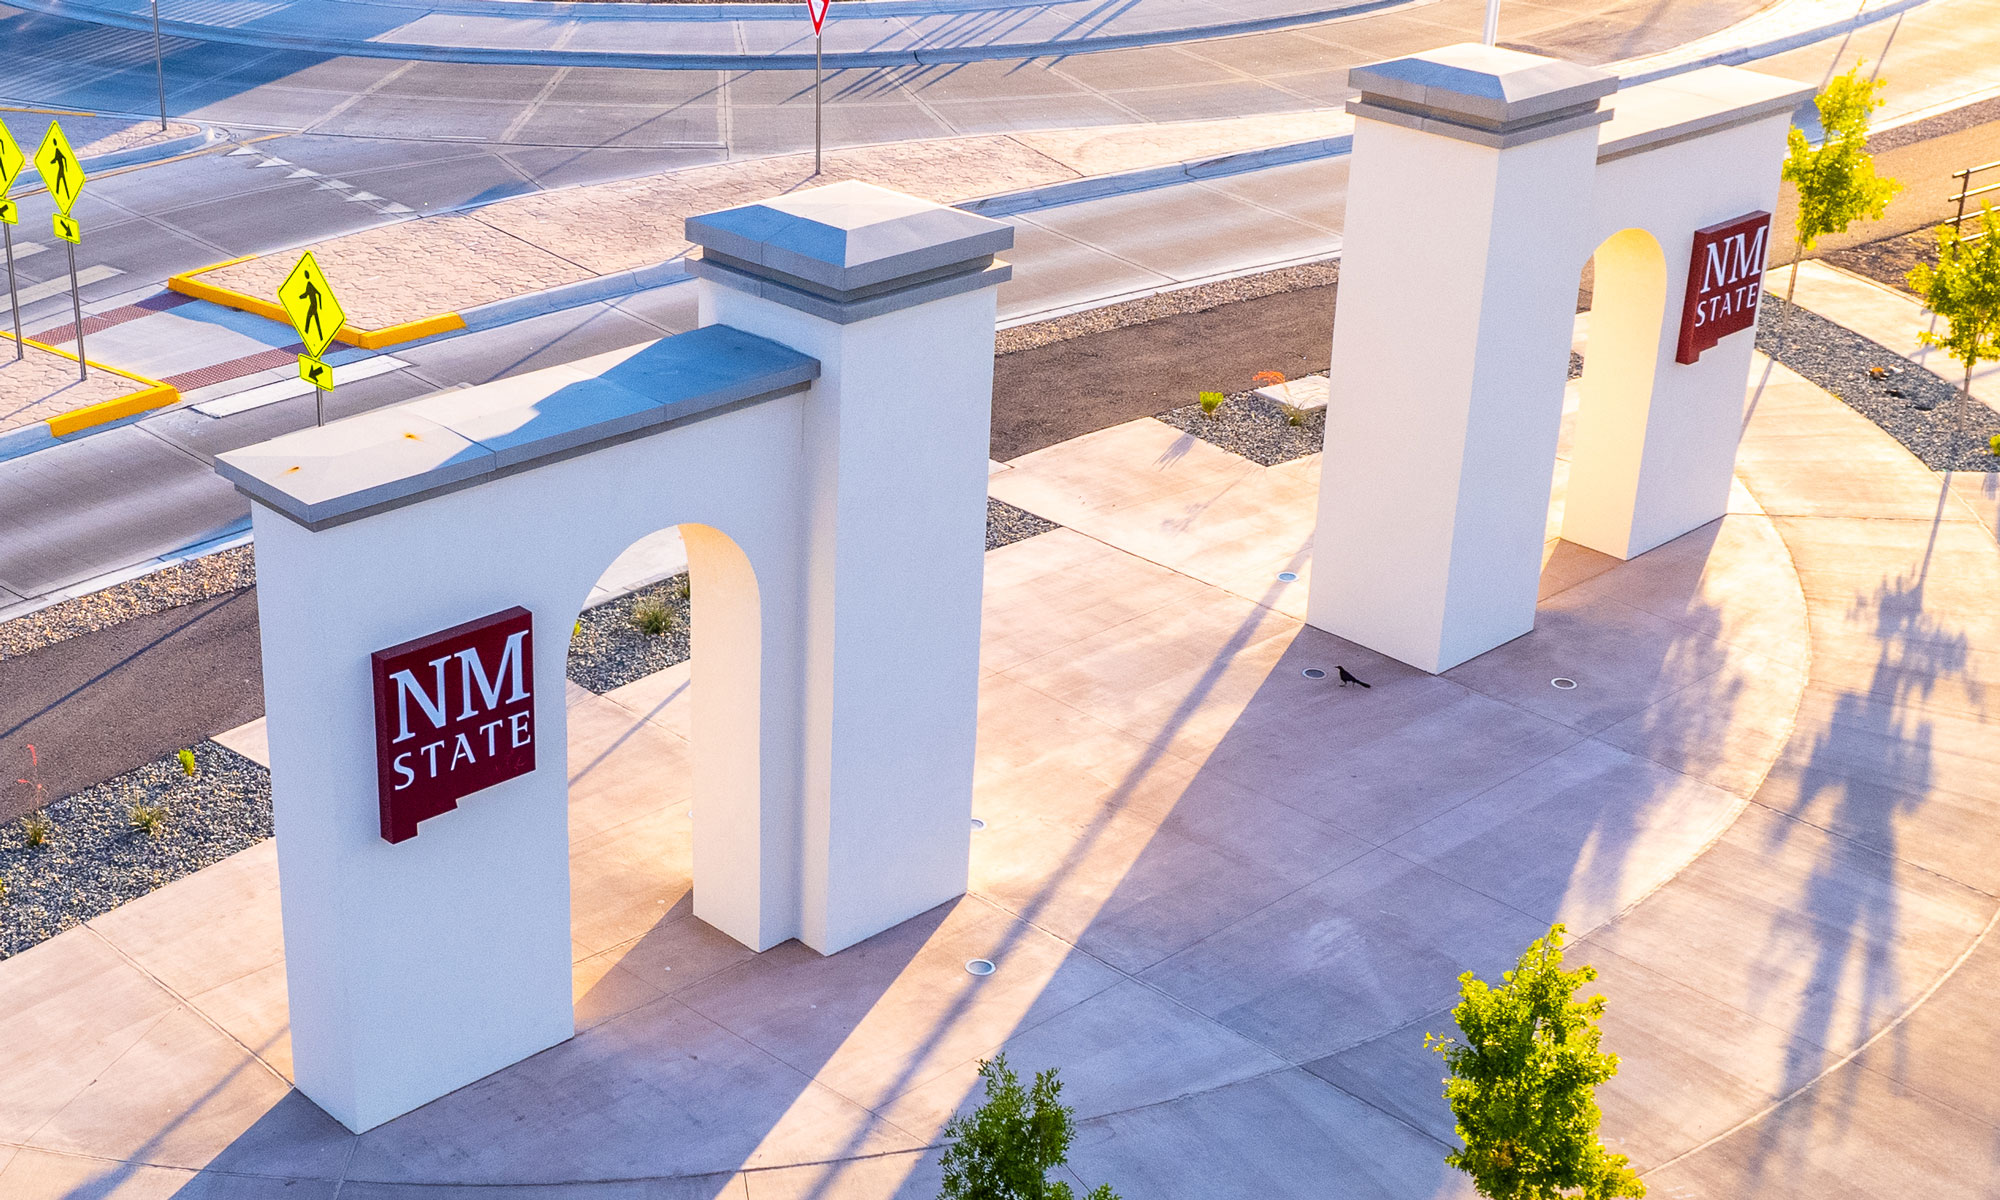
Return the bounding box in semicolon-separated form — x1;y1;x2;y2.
1735;479;1984;1185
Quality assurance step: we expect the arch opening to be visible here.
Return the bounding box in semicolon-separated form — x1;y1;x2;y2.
1560;226;1671;561
562;519;781;969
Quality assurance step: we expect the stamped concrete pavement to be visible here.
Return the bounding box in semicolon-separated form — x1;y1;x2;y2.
2;337;1994;1195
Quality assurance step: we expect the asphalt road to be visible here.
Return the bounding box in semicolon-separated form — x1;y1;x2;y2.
0;588;261;820
0;0;1769;334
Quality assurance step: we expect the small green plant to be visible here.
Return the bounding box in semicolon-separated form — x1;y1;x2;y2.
939;1055;1119;1200
20;813;52;848
573;619;583;639
1427;924;1643;1200
671;576;691;604
1780;62;1900;314
177;748;198;777
1909;202;2000;461
1989;432;2000;457
630;599;676;637
1197;390;1226;417
128;801;169;838
1278;401;1311;428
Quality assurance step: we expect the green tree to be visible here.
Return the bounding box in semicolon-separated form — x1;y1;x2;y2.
1780;63;1902;313
1426;925;1644;1200
1909;202;2000;461
938;1055;1118;1200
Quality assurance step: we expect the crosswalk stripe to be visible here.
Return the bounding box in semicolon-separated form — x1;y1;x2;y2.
193;354;410;417
10;265;126;306
2;241;49;261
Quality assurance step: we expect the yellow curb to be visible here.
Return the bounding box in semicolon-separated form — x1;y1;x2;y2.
2;332;182;437
169;256;466;350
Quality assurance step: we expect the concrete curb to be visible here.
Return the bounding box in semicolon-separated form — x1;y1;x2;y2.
457;259;697;332
1617;0;1930;85
0;335;181;461
80;125;228;172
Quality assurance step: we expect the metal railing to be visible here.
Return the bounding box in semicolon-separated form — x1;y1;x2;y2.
1947;158;2000;243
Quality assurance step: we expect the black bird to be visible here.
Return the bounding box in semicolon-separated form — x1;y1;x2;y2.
1337;666;1370;689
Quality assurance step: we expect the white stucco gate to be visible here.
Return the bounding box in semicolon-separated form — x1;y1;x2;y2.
1309;45;1811;673
216;182;1012;1133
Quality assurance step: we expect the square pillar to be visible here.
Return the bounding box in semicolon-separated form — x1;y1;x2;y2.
686;183;1011;953
1307;45;1616;673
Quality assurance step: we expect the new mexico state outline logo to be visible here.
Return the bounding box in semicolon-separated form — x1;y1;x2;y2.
371;607;536;843
1676;210;1771;365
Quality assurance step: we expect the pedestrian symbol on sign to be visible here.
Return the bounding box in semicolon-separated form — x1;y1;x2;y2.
278;251;347;360
33;121;86;215
278;251;349;424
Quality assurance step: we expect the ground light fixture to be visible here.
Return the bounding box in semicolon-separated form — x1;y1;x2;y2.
970;817;986;830
965;959;996;976
1302;668;1327;679
1277;571;1299;582
1552;677;1579;690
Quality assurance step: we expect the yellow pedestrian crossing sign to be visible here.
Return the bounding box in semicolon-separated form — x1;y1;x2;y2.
0;117;25;198
52;213;79;245
0;200;16;225
279;251;346;359
299;354;333;391
34;121;84;215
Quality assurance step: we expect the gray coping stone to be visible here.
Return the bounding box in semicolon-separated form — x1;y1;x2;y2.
1346;43;1616;148
1347;43;1618;127
215;324;819;531
688;254;1013;326
684;180;1016;298
1596;66;1815;163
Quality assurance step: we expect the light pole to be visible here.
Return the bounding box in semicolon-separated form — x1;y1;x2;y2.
1482;0;1499;45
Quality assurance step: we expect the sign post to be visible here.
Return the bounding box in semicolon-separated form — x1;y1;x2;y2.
0;118;25;361
151;0;168;131
807;0;829;174
278;250;348;425
33;121;87;382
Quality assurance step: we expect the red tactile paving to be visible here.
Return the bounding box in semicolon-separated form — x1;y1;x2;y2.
30;291;194;346
163;346;305;392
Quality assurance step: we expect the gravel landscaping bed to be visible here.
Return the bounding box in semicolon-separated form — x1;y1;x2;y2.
1819;235;1935;300
1759;296;2000;472
568;573;694;694
0;742;271;959
1157;391;1324;467
0;544;255;661
987;497;1057;550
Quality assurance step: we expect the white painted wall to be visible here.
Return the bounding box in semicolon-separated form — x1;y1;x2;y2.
702;280;999;953
256;264;1000;1130
1564;111;1795;558
255;388;810;1132
1310;116;1601;673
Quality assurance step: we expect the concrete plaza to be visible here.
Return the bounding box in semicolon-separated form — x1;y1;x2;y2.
1;337;1995;1195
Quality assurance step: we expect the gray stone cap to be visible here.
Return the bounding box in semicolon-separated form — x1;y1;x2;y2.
1597;66;1815;163
684;180;1015;299
215;324;819;531
1348;43;1617;127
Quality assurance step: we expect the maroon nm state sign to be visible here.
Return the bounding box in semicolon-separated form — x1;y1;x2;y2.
1676;211;1772;364
371;607;536;843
